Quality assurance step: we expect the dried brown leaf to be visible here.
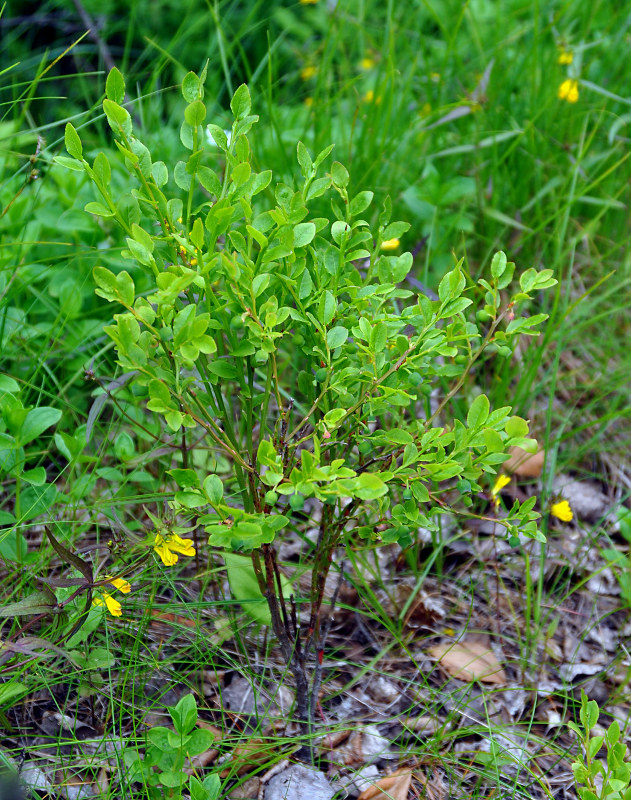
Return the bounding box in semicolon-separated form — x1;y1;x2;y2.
357;769;412;800
504;446;545;477
429;640;506;684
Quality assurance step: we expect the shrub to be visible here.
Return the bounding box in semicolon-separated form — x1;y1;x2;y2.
59;65;555;745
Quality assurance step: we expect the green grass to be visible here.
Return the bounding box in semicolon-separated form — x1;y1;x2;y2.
1;0;631;798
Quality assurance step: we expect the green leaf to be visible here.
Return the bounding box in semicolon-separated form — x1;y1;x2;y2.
106;67;125;104
19;407;62;445
103;99;132;138
160;771;188;789
190;774;221;800
54;155;85;172
0;376;20;396
0;681;28;708
152;161;168;186
505;416;529;438
327;326;348;349
349;190;374;217
297;141;313;177
491;251;507;280
331;220;351;245
467;394;490;430
64;123;83;159
186;728;216;756
22;466;47;485
580;695;599;730
331;161;349;187
203;475;223;505
182;72;201;102
230;84;251;120
293;222;316;248
185;100;206;127
223;553;291;625
0;589;56;617
84;201;114;217
354;473;388;499
170;693;197;736
168;468;199;489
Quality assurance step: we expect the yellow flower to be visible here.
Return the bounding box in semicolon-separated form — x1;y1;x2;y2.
106;576;131;594
360;57;374;70
558;79;579;104
300;0;318;4
93;592;122;617
558;49;573;65
190;258;198;267
154;532;195;566
92;576;131;617
304;97;314;107
300;66;317;81
363;89;382;104
551;500;573;522
491;474;511;496
381;238;400;251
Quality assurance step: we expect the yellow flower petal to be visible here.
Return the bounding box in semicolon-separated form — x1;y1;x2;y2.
155;543;178;566
558;79;579;104
381;238;400;251
106;576;131;594
363;89;375;103
300;0;319;4
304;97;313;107
300;66;317;81
551;500;573;522
93;593;122;617
360;57;374;71
169;534;196;556
558;50;573;65
103;593;122;617
491;474;511;497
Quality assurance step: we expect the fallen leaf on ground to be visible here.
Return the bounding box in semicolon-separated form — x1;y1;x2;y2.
429;640;507;683
357;769;412;800
504;446;545;477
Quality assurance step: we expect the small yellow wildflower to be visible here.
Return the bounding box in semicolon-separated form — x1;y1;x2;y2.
93;592;122;617
190;258;198;267
558;49;573;65
154;532;196;566
92;576;131;618
360;57;374;70
551;499;573;522
491;474;511;496
363;89;375;103
558;79;579;104
490;474;511;509
381;238;400;251
304;97;314;107
300;0;318;4
300;65;317;81
420;102;432;117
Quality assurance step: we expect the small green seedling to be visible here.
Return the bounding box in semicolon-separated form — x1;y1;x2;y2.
123;693;220;799
569;691;631;800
